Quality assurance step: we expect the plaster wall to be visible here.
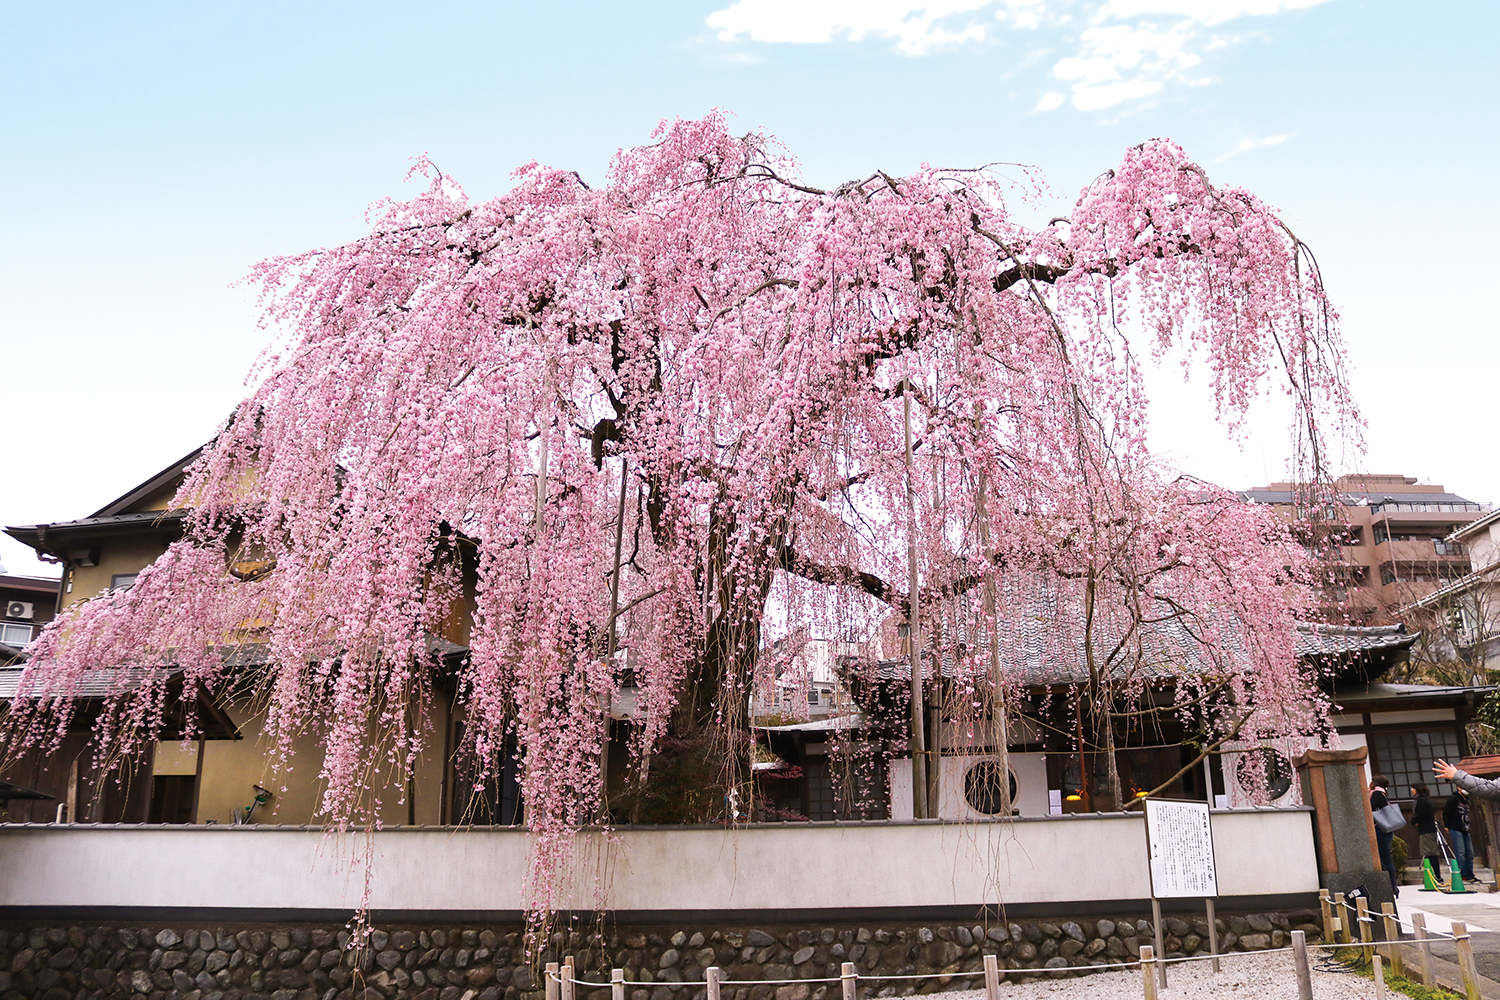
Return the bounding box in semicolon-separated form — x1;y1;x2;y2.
65;535;169;607
0;809;1318;913
890;753;1051;821
193;699;449;828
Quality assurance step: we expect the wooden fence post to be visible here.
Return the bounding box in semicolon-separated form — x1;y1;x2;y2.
1380;903;1403;979
1150;898;1167;990
546;962;560;1000
983;954;1000;1000
562;958;575;1000
1454;921;1482;1000
1412;912;1435;987
1374;953;1386;1000
1320;889;1334;944
1357;896;1374;962
840;962;856;1000
1140;945;1158;1000
708;967;722;1000
612;969;625;1000
1291;930;1313;1000
1333;892;1348;944
1206;898;1220;974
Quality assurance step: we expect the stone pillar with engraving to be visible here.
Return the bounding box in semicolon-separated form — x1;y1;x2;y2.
1293;747;1395;912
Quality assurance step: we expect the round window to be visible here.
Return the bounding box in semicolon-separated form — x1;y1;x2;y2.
1235;748;1294;801
964;760;1018;815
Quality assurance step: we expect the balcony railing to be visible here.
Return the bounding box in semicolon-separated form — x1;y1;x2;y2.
1370;501;1490;514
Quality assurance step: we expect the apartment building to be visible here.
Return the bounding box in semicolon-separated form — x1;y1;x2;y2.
0;572;60;664
1240;474;1490;624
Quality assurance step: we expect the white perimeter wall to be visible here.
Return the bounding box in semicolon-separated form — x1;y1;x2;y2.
0;810;1318;913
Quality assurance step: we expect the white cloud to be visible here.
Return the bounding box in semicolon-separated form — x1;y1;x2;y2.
1041;0;1331;110
705;0;994;56
703;0;1332;110
1099;0;1329;24
1214;132;1295;160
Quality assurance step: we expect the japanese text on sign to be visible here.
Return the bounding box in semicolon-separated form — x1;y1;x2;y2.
1144;799;1218;898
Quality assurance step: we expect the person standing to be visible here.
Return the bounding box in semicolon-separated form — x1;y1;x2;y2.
1412;783;1444;874
1370;775;1402;895
1444;786;1478;883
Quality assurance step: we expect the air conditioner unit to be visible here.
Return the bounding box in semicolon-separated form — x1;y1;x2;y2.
5;601;34;620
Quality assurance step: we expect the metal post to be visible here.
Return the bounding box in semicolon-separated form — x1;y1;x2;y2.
1374;953;1386;1000
1140;945;1158;1000
840;962;856;1000
1151;896;1167;989
1381;903;1403;979
708;967;722;1000
1412;913;1435;988
1291;931;1313;1000
1357;896;1374;963
1454;921;1482;1000
562;958;575;1000
612;969;625;1000
1332;892;1348;944
1206;898;1220;974
546;962;560;1000
983;954;1000;1000
1319;889;1334;944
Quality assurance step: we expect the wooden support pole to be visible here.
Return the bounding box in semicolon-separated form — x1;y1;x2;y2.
902;378;928;819
1454;921;1482;1000
840;962;856;1000
1206;898;1220;974
1374;953;1386;1000
612;969;625;1000
1357;896;1374;963
1319;890;1334;945
1140;945;1158;1000
1381;903;1403;979
562;958;575;1000
1151;897;1167;989
983;954;1000;1000
1333;892;1348;944
708;967;722;1000
1291;930;1313;1000
1412;913;1435;988
546;963;559;1000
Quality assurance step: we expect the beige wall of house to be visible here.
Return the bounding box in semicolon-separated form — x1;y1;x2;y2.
179;697;452;827
63;534;172;607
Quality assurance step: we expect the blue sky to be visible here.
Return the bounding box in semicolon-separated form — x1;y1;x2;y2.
2;1;1496;576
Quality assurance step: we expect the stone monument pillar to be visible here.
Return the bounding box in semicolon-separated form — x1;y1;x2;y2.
1293;747;1394;911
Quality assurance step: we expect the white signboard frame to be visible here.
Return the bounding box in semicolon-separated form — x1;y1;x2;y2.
1144;798;1218;899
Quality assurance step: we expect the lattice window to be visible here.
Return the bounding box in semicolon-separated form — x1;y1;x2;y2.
1370;729;1462;798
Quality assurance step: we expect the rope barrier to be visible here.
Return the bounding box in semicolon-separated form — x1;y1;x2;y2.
544;933;1464;991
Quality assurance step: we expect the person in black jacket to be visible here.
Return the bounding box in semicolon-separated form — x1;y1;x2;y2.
1412;783;1443;874
1444;786;1477;883
1370;775;1400;894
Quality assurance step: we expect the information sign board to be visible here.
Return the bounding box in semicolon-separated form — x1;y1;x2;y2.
1144;799;1218;898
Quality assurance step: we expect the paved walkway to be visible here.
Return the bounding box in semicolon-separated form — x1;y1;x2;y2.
1395;870;1500;997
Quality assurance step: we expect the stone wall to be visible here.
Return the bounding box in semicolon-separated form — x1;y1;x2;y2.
0;911;1325;1000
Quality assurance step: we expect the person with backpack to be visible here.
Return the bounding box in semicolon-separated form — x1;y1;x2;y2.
1444;785;1478;884
1412;783;1444;875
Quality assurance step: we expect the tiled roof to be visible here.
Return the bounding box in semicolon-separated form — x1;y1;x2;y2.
0;666;177;700
6;509;186;535
849;620;1415;690
2;636;471;700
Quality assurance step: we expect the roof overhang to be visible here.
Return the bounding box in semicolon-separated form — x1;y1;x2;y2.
5;510;187;564
0;666;241;740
